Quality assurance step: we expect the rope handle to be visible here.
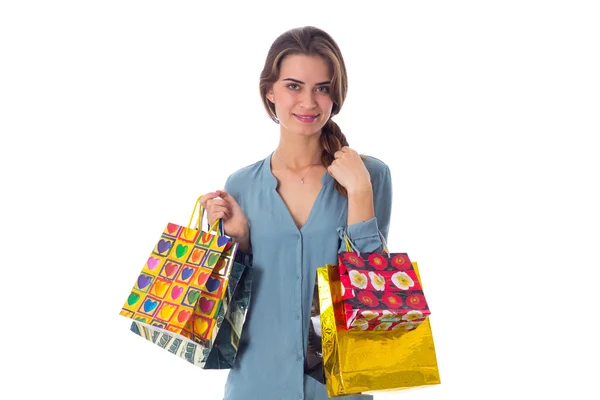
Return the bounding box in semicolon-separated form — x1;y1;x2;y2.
343;229;390;258
183;194;223;239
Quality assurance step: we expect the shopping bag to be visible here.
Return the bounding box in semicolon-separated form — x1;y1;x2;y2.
119;195;238;351
305;279;325;382
337;231;431;330
130;258;253;368
318;261;441;397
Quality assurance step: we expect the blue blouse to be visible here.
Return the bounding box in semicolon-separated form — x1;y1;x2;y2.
223;152;393;400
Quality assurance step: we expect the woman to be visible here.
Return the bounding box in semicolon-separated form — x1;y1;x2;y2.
201;26;392;400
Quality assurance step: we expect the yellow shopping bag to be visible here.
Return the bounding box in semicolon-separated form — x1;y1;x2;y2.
119;195;237;344
317;261;441;397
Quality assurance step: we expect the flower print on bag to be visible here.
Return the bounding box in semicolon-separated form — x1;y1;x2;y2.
368;253;388;270
361;310;379;321
344;252;365;267
406;293;428;310
391;271;415;290
373;322;393;331
368;271;386;291
349;318;369;331
402;310;424;322
390;254;410;270
349;270;368;289
357;291;379;307
392;321;418;332
382;292;403;309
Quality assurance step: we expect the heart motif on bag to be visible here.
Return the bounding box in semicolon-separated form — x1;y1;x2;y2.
206;252;220;267
205;276;220;293
196;272;210;286
157;239;172;254
213;258;227;274
191;249;204;263
217;235;229;248
199;297;215;314
176;244;189;258
137;275;152;289
170;285;183;300
152;281;169;297
164;262;178;277
177;309;191;323
147;257;160;270
159;304;176;320
200;232;212;244
181;267;193;281
194;318;209;335
127;292;140;306
167;223;179;234
187;290;200;304
143;299;158;312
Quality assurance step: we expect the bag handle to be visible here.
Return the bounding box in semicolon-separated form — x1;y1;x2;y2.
183;195;223;240
343;229;390;258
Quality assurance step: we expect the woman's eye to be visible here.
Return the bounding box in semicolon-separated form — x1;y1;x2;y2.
286;84;329;93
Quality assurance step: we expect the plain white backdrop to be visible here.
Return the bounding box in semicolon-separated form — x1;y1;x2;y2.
1;1;599;399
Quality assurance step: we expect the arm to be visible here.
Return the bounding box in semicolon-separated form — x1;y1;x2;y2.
339;164;392;253
223;175;252;255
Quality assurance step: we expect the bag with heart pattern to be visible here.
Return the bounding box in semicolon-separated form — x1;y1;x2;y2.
119;195;250;367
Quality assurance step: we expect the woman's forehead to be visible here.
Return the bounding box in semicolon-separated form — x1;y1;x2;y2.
279;54;332;82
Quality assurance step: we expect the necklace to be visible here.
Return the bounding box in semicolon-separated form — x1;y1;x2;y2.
274;151;320;184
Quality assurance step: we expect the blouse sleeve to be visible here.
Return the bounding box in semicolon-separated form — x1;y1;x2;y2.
224;174;253;266
337;164;392;254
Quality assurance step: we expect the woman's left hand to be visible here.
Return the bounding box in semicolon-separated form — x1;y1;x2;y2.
327;146;372;193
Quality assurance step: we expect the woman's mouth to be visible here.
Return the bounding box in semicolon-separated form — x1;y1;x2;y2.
294;114;319;123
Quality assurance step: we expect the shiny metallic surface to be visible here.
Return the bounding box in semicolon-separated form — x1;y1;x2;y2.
318;262;441;397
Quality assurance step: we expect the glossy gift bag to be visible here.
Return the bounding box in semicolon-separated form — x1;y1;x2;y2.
317;261;440;397
130;258;252;368
119;195;251;367
336;232;431;330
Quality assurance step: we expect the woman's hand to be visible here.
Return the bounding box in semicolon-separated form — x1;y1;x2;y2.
200;190;250;252
327;146;372;193
328;147;375;226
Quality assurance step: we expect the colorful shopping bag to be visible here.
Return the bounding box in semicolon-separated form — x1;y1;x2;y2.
337;232;431;330
318;261;440;397
119;195;238;349
305;279;325;382
130;258;253;368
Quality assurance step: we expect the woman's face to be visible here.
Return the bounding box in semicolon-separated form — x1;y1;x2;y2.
267;54;334;138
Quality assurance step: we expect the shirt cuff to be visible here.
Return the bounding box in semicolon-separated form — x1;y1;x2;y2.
338;217;383;254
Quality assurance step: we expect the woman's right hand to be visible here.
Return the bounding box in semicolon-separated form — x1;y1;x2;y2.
200;190;250;251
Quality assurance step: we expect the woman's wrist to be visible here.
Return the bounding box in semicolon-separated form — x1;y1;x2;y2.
232;228;251;254
347;185;375;226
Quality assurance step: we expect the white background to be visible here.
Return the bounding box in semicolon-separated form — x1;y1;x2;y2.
1;1;599;399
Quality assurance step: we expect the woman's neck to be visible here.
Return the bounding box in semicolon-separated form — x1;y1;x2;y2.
274;131;323;170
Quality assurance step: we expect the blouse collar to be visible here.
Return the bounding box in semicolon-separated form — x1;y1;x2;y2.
261;152;334;189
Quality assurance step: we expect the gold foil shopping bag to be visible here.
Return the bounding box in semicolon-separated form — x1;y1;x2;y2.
317;262;441;397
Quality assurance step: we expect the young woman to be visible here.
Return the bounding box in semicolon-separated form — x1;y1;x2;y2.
201;26;392;400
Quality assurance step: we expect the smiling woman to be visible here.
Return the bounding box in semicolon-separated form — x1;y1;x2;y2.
200;26;393;400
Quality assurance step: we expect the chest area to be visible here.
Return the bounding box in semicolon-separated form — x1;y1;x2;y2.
245;181;347;241
271;168;326;229
276;183;321;230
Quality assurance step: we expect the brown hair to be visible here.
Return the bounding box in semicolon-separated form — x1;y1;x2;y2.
259;26;350;197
